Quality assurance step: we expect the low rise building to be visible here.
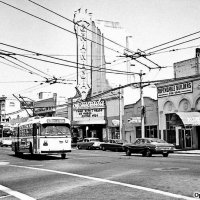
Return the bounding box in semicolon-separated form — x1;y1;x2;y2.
124;97;158;143
157;49;200;149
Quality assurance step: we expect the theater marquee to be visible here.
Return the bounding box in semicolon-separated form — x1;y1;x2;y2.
73;100;106;124
157;81;193;98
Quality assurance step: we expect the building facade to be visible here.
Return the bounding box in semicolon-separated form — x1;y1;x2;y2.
157;50;200;149
124;97;158;143
69;9;123;141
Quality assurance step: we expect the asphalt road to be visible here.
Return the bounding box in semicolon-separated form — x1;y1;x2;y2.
0;147;200;200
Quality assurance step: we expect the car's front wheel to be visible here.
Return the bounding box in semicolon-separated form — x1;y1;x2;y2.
126;148;131;156
102;146;106;151
145;149;152;157
61;153;66;159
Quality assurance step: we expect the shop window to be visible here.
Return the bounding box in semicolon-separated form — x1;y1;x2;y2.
136;126;141;138
167;130;176;144
166;113;176;143
145;125;157;138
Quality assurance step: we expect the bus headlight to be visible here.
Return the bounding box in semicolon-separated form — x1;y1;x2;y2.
43;141;48;146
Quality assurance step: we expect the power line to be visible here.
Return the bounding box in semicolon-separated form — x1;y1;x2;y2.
144;30;200;52
148;36;200;55
0;81;39;83
27;0;133;54
0;60;31;73
28;0;167;68
0;1;163;71
0;1;124;55
148;44;200;56
0;43;142;75
0;55;47;78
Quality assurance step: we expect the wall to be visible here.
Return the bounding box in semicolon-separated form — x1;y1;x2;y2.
174;57;200;78
157;76;200;148
124;97;158;142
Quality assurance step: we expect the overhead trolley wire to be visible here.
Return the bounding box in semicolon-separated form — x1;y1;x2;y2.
0;1;123;55
27;0;135;54
27;0;166;70
0;42;141;75
0;0;162;71
148;36;200;55
0;55;48;79
0;1;181;72
148;44;200;56
0;49;53;78
144;30;200;52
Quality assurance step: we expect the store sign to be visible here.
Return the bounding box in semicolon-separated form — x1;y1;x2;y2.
74;9;91;100
112;119;119;126
157;81;192;98
128;117;141;123
73;100;105;121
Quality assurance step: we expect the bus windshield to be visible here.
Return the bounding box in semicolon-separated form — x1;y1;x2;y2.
41;125;71;137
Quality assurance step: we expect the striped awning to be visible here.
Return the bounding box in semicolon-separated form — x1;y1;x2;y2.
173;112;200;126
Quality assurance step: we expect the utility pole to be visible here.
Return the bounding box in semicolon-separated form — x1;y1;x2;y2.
139;70;145;138
126;36;132;84
119;86;123;140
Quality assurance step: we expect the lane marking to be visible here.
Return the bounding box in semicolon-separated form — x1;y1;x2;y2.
10;164;194;200
0;185;36;200
0;162;9;166
0;194;12;199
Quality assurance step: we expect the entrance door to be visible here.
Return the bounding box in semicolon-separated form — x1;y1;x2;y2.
178;129;192;149
185;129;192;148
178;129;185;149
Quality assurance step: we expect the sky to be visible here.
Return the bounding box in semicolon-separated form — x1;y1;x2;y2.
0;0;200;105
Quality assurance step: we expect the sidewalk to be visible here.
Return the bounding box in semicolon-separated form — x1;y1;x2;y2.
174;149;200;154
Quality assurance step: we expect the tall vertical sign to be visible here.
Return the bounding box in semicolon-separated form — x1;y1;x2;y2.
74;9;92;100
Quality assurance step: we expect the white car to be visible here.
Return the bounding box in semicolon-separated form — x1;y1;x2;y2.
1;139;12;147
77;137;103;150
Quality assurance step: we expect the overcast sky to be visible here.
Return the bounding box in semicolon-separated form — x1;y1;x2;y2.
0;0;199;103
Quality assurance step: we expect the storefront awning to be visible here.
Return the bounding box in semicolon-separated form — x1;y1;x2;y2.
173;112;200;126
72;120;106;125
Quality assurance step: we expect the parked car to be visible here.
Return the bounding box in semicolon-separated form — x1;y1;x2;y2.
1;138;12;147
122;138;175;157
100;139;128;152
77;137;103;150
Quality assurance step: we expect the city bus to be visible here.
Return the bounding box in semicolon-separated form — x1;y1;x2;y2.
12;116;71;159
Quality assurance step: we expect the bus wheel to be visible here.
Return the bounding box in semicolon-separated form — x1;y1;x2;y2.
14;144;19;156
29;143;33;155
61;153;66;159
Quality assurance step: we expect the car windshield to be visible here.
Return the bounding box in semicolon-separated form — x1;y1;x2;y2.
115;139;127;144
41;125;71;137
90;138;100;142
149;138;167;143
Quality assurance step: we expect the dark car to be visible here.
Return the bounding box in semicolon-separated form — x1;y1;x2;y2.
77;137;103;150
100;139;128;152
122;138;175;157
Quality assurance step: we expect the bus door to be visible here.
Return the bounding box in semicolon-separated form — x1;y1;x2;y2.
33;123;38;153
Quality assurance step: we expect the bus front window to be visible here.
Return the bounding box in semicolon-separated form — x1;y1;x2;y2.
41;125;71;137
